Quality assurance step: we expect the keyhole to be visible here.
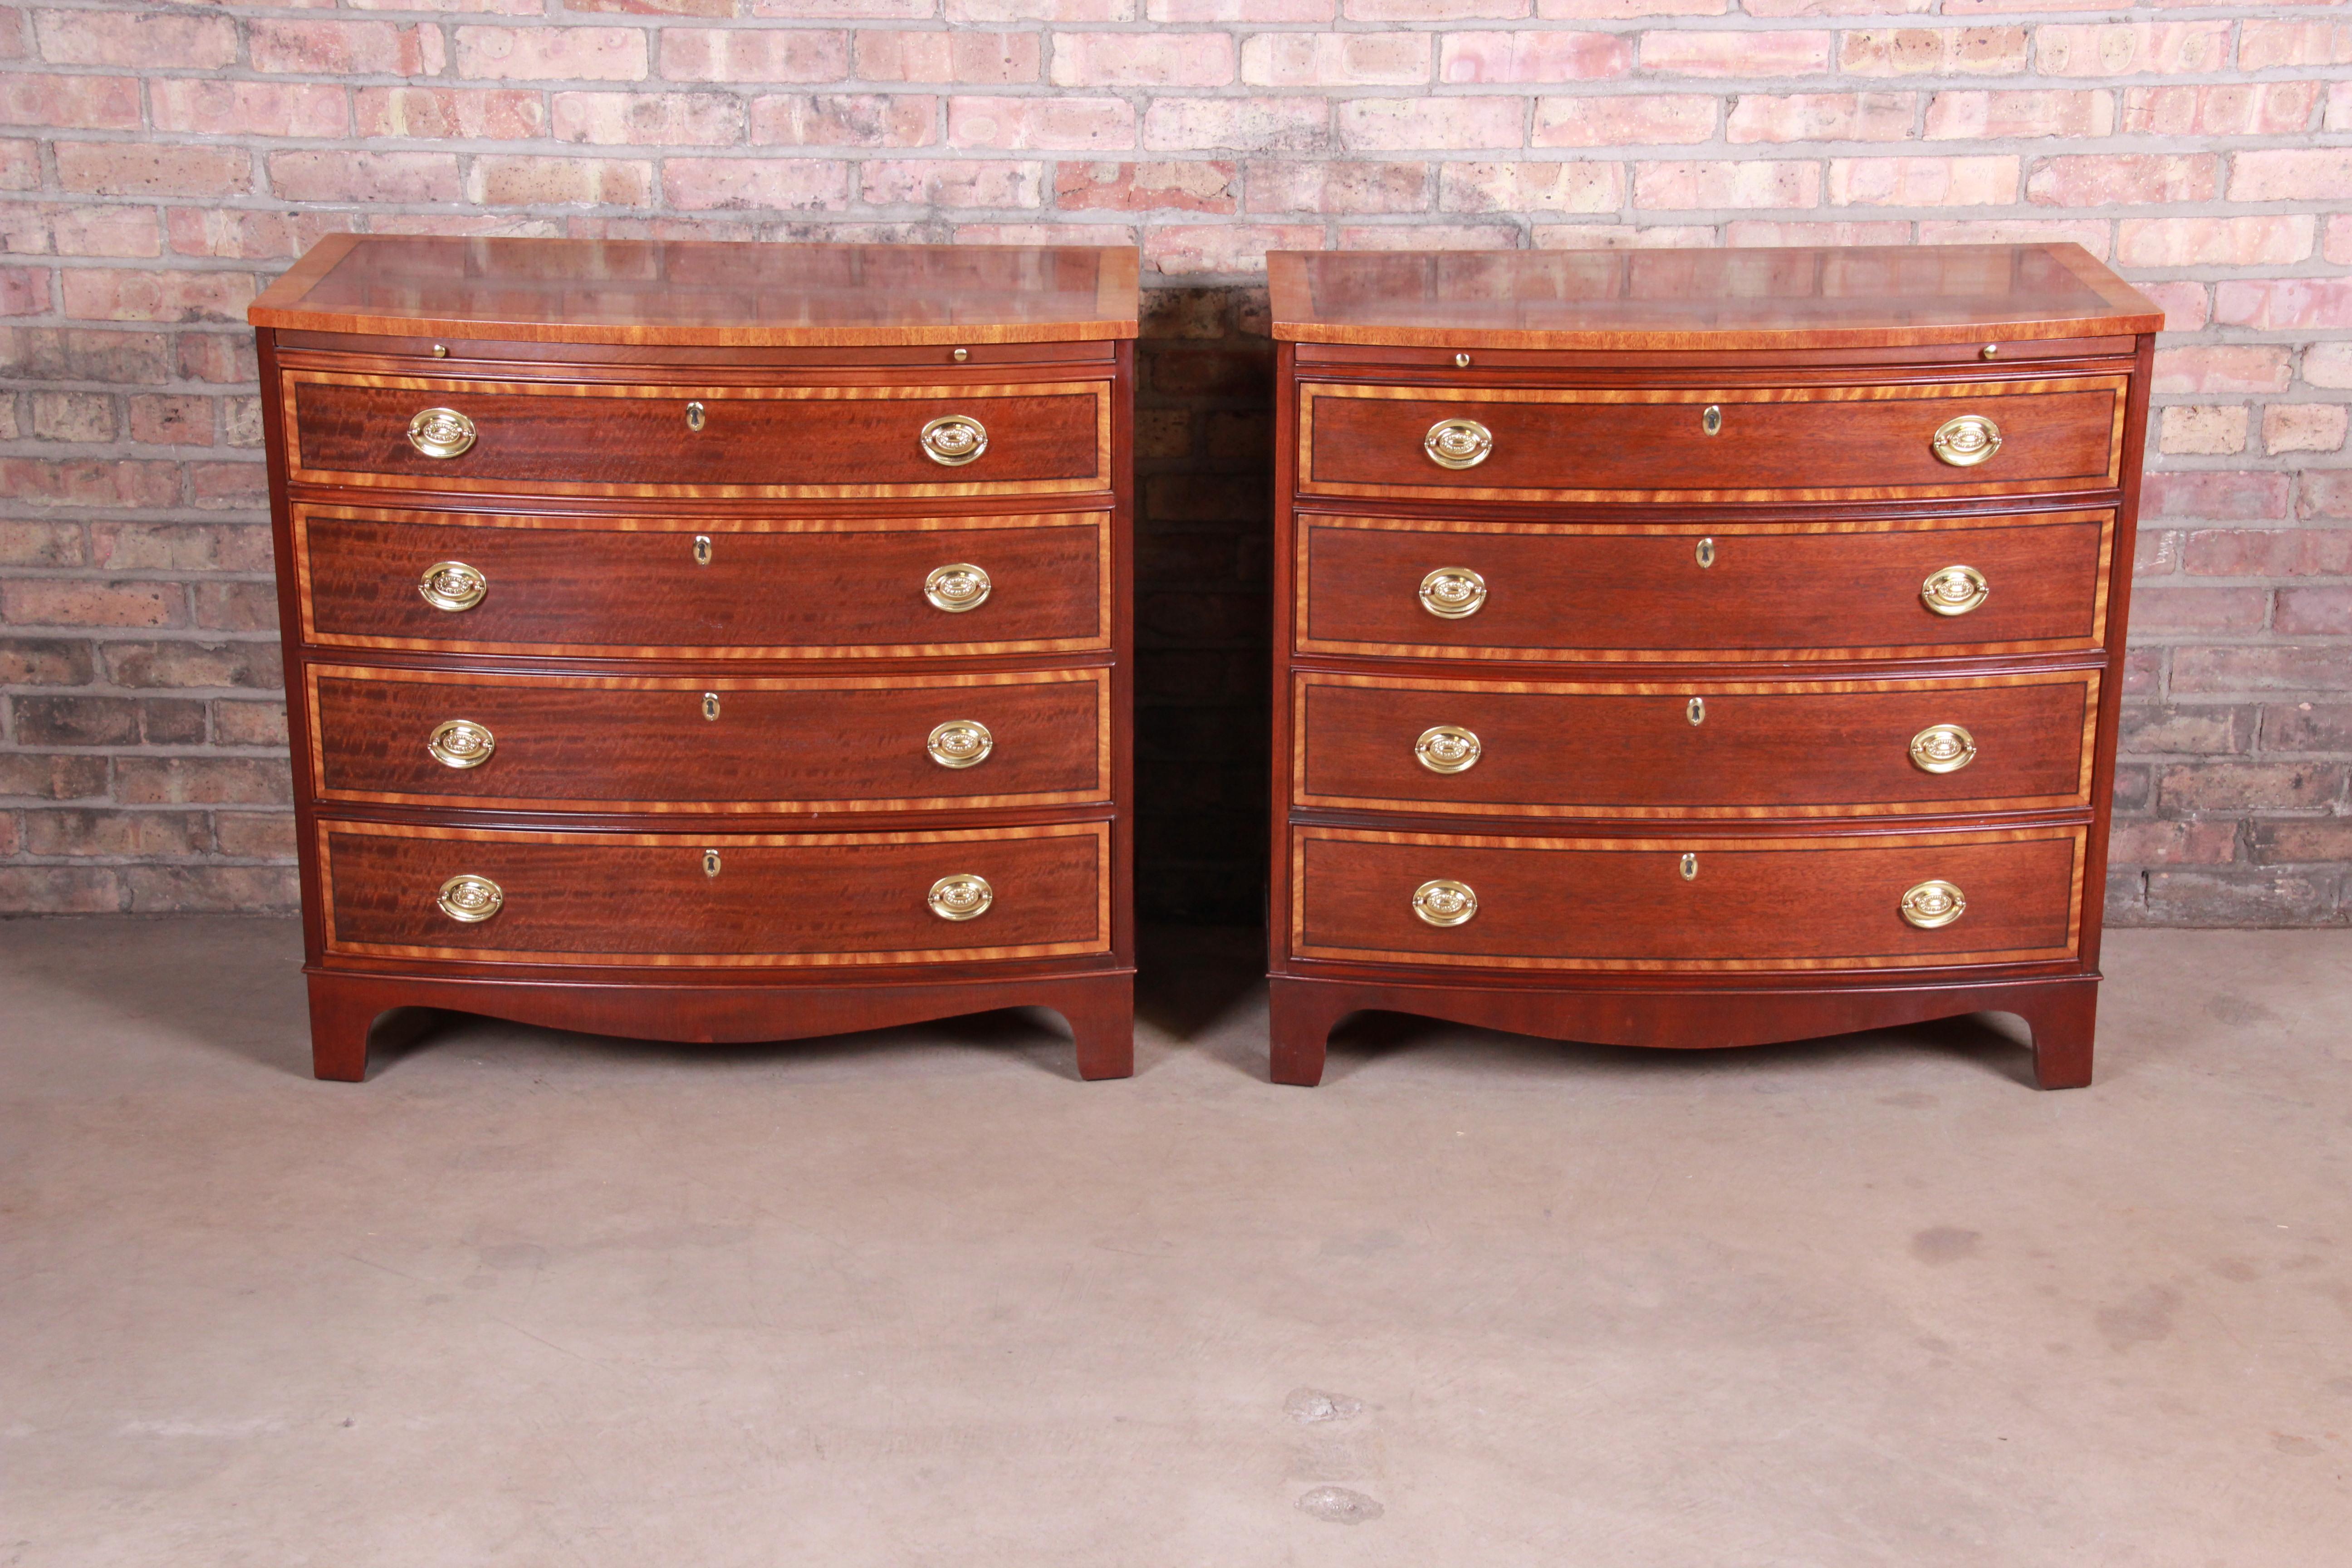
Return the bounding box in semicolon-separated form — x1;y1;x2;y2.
702;849;721;878
692;534;712;566
1701;405;1722;436
686;401;706;432
1695;536;1715;569
701;692;720;721
1681;852;1697;882
1688;697;1705;726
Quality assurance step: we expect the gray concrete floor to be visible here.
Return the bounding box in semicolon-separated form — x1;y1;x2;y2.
3;921;2350;1566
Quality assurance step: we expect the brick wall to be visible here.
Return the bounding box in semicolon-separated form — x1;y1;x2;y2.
0;1;2346;925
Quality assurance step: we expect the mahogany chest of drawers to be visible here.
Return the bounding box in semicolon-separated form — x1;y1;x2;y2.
249;237;1137;1080
1266;245;2160;1088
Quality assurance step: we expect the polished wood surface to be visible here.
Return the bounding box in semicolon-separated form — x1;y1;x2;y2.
1296;510;2111;662
250;235;1142;347
1294;671;2097;819
1269;245;2164;350
296;505;1109;659
310;666;1109;813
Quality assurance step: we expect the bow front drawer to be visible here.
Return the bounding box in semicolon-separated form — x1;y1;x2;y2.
281;370;1112;499
1298;376;2127;504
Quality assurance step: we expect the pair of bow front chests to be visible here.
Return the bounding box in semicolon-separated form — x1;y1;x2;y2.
247;237;2160;1088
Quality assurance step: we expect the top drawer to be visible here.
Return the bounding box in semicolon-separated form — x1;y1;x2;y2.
279;369;1113;500
1298;376;2128;505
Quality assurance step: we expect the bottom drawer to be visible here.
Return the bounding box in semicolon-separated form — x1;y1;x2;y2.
320;820;1110;967
1290;824;2082;972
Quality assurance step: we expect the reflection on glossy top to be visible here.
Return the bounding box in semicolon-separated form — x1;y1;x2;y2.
250;235;1142;345
1269;245;2162;349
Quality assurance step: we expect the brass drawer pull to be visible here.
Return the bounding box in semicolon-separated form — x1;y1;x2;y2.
407;407;476;459
924;562;991;613
927;720;993;769
1900;879;1966;930
920;414;988;467
436;873;502;924
1423;417;1492;470
1909;724;1977;774
1414;725;1480;774
1931;413;2002;467
1411;878;1478;927
1921;564;1989;617
928;873;993;921
426;718;495;770
1418;567;1486;619
417;560;486;612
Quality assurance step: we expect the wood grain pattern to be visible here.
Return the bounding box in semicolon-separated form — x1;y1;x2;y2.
309;665;1111;814
294;504;1111;659
283;372;1112;500
1296;510;2112;662
320;819;1112;967
250;235;1142;347
1293;669;2098;819
1298;377;2127;504
1289;823;2085;971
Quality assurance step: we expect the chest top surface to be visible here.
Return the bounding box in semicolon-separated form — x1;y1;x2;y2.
1269;244;2162;352
249;235;1141;348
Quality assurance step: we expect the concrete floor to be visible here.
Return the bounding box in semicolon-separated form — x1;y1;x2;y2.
3;922;2349;1567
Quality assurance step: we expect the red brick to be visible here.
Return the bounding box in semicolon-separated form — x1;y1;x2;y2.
1441;161;1622;213
569;0;734;13
188;461;267;510
944;0;1128;15
662;157;852;211
0;72;139;129
1055;160;1236;212
250;20;446;76
62;268;256;326
1146;223;1321;277
19;809;209;858
114;756;292;807
127;394;214;447
2151;346;2291;396
1339;222;1521;250
2266;405;2347;456
2145;470;2292;520
855;29;1037;83
150;79;349;139
1438;29;1627;82
1636;160;1818;210
2264;703;2352;753
1052;31;1235;87
1347;0;1529;17
212;701;290;748
2331;81;2352;134
176;333;256;385
2215;279;2352;332
1914;219;2110;258
0;458;180;508
0;636;94;684
859;157;1041;207
268;151;462;204
2127;585;2267;632
1244;31;1426;85
2158;762;2344;814
0;264;46;314
1840;27;2027;76
1724;219;1910;247
2037;20;2231;76
214;811;298;858
0;519;80;565
1144;97;1327;153
2277;587;2352;636
55;142;251;199
1337;96;1524;150
90;521;271;573
0;325;169;381
2238;18;2352;71
2330;215;2352;269
466;156;654;207
2137;279;2205;331
355;88;550;141
0;867;120;913
2182;530;2352;578
2303;343;2352;390
2107;820;2239;867
101;640;281;690
2117;704;2252;757
548;91;741;146
2229;148;2352;204
1245;159;1428;213
2245;823;2352;871
749;94;935;147
122;866;301;914
34;8;236;68
2123;216;2314;270
952;220;1137;247
2027;154;2215;207
28;389;111;440
166;208;358;261
1534;93;1715;146
1534;224;1717;250
951;94;1137;150
1153;0;1333;15
0;753;110;801
458;24;652;81
0;139;33;191
2;578;181;628
2120;82;2320;137
2173;645;2352;694
1646;28;1828;75
1727;92;1915;144
660;27;845;82
1828;156;2016;206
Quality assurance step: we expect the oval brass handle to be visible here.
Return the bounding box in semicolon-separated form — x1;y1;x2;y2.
407;407;476;460
927;873;993;921
426;718;495;770
1920;564;1989;617
1931;414;2002;467
924;562;991;613
927;720;993;769
920;415;988;467
1418;567;1486;620
417;560;486;612
1423;418;1493;470
1411;878;1478;927
1899;879;1966;930
436;873;503;924
1909;724;1977;774
1414;725;1480;774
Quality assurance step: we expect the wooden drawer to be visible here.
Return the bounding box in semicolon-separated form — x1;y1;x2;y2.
319;820;1111;967
1294;670;2097;820
1298;376;2126;504
309;666;1110;814
281;369;1112;499
294;504;1109;659
1289;824;2083;972
1297;510;2110;662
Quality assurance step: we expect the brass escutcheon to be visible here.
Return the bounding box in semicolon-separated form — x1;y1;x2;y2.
1701;405;1722;436
1921;564;1989;617
1681;852;1698;882
924;562;991;612
1695;536;1716;569
1414;725;1481;774
920;415;988;467
685;400;706;432
928;873;993;921
927;720;993;769
1688;696;1706;726
701;692;720;721
1909;724;1978;774
702;849;721;878
436;873;502;924
1411;878;1478;927
1418;567;1486;620
417;560;486;613
406;407;475;460
426;718;495;770
692;534;713;566
1900;879;1967;930
1931;414;2003;467
1423;418;1493;470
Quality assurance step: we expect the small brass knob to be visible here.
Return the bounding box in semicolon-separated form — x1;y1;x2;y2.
436;873;502;924
1411;878;1477;927
1418;567;1486;620
924;562;991;613
1453;352;1470;368
406;407;475;459
1909;724;1978;774
920;414;988;467
1931;414;2002;467
926;720;993;769
1423;417;1493;470
928;873;993;921
426;718;495;770
1921;564;1989;617
1414;725;1480;774
417;560;486;612
1900;879;1966;930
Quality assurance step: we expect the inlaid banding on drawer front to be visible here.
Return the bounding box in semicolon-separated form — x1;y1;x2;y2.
1298;377;2127;504
1289;824;2083;972
319;820;1111;967
308;666;1112;814
294;504;1110;659
1294;670;2099;819
282;372;1112;499
1297;510;2112;662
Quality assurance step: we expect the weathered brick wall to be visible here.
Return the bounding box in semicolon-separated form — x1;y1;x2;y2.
0;2;2346;924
